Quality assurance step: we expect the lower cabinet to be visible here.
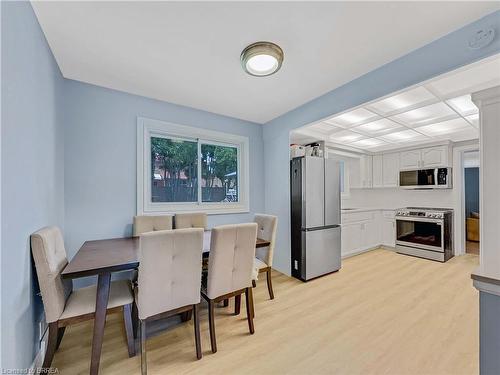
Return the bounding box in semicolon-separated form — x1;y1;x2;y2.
341;210;395;257
381;219;396;247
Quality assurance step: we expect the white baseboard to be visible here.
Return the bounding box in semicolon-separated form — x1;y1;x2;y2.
30;326;48;371
342;245;395;259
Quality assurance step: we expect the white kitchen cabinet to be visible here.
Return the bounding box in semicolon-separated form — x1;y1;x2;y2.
381;210;396;247
372;155;383;188
382;153;399;187
341;210;382;257
360;155;373;188
400;149;422;170
421;146;450;167
362;219;381;249
349;155;372;189
400;145;451;170
341;223;363;256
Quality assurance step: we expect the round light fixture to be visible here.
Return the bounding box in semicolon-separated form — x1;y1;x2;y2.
240;41;284;77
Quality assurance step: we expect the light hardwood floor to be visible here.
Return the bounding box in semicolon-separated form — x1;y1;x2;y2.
52;249;479;375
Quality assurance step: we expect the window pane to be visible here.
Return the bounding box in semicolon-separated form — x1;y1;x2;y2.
201;144;238;203
151;137;198;202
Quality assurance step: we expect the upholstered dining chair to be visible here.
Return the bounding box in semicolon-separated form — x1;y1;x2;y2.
252;214;278;300
201;223;258;353
133;215;173;236
31;226;135;370
136;228;204;374
174;212;207;229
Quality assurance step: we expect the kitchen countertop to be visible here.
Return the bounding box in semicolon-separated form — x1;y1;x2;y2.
341;207;398;213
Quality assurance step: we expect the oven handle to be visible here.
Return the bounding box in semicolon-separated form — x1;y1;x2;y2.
395;216;443;224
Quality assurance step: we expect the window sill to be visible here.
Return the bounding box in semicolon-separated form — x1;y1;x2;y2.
139;204;250;216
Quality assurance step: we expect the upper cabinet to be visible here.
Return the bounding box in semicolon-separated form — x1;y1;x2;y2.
400;145;451;170
349;155;372;189
382;153;399;187
399;149;422;170
372;153;399;188
421;146;450;168
347;143;451;190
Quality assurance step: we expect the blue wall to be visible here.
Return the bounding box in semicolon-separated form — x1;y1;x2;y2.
1;1;65;369
465;167;480;218
62;77;265;284
263;10;500;275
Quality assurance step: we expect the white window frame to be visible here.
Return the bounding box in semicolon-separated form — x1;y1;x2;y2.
137;117;250;215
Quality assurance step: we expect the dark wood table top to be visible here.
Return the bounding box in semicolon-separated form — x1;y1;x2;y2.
62;230;270;279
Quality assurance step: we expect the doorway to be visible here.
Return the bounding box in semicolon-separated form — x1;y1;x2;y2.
463;150;480;255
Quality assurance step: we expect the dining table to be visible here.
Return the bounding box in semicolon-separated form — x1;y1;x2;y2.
61;230;271;375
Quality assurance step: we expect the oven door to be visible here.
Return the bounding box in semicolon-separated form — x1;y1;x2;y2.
395;217;444;252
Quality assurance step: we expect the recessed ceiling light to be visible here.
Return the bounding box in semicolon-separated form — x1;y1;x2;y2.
241;41;284;77
446;95;478;116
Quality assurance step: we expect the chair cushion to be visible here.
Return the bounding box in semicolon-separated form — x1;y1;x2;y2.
254;257;268;270
59;280;133;320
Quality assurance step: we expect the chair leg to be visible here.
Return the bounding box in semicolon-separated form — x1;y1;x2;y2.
252;280;257;288
42;322;59;369
193;304;202;360
234;294;241;316
123;304;136;357
245;288;255;334
208;300;217;353
266;269;275;300
140;320;147;375
132;301;139;339
222;299;229;307
56;326;66;351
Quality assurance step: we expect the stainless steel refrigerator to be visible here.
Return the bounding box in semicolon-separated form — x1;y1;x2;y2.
290;156;341;281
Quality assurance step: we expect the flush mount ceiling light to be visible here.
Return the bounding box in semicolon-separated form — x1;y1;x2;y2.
241;41;284;77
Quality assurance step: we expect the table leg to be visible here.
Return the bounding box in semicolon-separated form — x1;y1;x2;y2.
90;272;111;375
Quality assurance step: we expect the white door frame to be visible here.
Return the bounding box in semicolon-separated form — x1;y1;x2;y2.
453;143;479;256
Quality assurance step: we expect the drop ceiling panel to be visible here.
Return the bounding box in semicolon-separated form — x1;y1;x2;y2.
326;108;379;128
379;129;430;143
389;102;457;127
445;95;478;116
350;138;388;149
465;114;479;128
367;87;437;115
329;130;367;144
417;118;472;137
353;118;403;136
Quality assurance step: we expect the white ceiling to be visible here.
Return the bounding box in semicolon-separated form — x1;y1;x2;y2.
31;1;500;124
292;55;500;152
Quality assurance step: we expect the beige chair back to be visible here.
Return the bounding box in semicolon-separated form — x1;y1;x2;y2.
206;223;257;299
137;228;203;320
31;226;73;323
254;214;278;267
133;215;173;236
175;212;207;229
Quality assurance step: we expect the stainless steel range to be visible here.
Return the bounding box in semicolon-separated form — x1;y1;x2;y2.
395;207;453;262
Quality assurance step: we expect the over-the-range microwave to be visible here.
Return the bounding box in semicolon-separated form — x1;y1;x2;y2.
399;167;452;189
